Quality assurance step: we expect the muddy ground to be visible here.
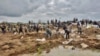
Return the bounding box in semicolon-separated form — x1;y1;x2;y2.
0;27;100;56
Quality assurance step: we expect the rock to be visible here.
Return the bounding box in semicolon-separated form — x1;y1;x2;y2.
81;43;89;49
20;36;24;39
62;38;73;45
64;45;75;50
59;30;65;35
70;33;76;37
36;38;46;42
14;32;18;35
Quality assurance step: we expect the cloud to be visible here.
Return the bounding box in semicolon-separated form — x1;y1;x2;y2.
0;0;100;22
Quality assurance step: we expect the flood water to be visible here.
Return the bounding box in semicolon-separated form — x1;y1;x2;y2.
18;46;100;56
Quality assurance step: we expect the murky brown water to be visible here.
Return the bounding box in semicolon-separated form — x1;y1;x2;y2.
18;46;100;56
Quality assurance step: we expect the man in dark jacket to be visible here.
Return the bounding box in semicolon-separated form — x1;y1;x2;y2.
0;25;6;34
64;29;70;39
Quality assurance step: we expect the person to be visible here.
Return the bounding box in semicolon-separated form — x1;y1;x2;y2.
64;28;70;39
36;25;39;33
80;20;84;26
12;26;17;33
56;27;60;33
63;25;67;30
0;25;6;34
77;26;82;35
19;25;23;34
77;22;80;27
46;27;52;38
63;25;70;39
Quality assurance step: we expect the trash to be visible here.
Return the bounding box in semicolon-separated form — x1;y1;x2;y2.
36;38;46;42
81;43;89;49
64;45;75;50
62;38;73;45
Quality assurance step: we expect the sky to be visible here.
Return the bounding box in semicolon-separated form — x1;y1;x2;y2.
0;0;100;23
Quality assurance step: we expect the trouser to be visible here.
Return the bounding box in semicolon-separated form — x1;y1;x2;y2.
46;33;52;38
2;30;6;34
78;31;82;35
65;33;69;39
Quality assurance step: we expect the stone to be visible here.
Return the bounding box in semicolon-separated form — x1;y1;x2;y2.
20;36;24;39
64;45;75;50
81;43;89;49
70;33;76;37
36;38;46;42
62;38;73;45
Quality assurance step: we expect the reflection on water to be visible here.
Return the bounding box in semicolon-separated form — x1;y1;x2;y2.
18;46;100;56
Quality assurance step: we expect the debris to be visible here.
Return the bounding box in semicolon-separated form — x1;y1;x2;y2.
64;45;75;50
14;32;17;35
62;38;73;45
81;43;89;49
20;36;24;39
70;33;76;37
36;38;46;42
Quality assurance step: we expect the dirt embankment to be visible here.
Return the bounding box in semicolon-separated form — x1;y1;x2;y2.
0;27;100;56
0;33;64;56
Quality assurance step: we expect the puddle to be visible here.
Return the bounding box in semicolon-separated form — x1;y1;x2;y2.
18;46;100;56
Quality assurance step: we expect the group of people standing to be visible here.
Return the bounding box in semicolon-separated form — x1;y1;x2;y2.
0;22;41;34
0;19;100;40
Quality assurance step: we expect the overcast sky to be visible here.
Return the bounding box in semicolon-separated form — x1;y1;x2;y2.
0;0;100;22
